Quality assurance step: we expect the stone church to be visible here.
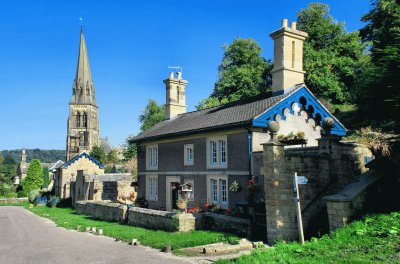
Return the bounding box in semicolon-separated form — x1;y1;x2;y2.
66;27;111;161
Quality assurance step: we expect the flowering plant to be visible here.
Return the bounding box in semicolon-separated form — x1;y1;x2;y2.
247;179;258;192
224;207;233;215
176;196;187;210
187;207;203;214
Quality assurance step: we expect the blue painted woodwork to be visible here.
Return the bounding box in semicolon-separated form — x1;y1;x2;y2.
62;151;105;169
252;86;347;136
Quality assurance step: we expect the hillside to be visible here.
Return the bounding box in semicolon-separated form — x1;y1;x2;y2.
218;212;400;264
1;149;65;163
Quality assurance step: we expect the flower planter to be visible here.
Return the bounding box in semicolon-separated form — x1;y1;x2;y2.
279;138;308;146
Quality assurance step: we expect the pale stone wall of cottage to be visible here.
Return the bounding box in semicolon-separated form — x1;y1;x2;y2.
252;105;322;152
56;156;104;199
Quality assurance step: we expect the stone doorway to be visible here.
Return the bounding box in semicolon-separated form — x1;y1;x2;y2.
165;176;180;211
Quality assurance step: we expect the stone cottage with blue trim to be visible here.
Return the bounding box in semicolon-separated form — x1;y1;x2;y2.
131;19;347;212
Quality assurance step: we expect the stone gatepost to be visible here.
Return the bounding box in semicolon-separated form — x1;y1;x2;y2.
263;121;298;243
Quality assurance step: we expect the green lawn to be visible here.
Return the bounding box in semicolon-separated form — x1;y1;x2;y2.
218;212;400;264
23;205;239;251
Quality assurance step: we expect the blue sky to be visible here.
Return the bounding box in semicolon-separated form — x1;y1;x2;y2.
0;0;372;150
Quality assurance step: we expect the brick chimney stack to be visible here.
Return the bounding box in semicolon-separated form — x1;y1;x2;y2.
270;19;308;96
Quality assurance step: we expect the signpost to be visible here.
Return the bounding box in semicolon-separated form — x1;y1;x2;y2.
293;172;307;245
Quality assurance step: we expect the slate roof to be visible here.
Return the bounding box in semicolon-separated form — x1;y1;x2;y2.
100;138;113;154
48;160;65;172
131;86;301;143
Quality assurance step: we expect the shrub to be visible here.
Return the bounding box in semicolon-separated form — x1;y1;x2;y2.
21;159;44;194
28;189;40;204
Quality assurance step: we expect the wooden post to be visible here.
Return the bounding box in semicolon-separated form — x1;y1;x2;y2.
293;172;305;245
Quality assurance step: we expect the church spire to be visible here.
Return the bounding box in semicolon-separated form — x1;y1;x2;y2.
71;27;97;105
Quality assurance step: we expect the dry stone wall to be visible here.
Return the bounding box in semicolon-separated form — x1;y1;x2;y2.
127;207;195;232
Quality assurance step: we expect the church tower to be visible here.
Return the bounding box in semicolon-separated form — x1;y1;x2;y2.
66;27;100;161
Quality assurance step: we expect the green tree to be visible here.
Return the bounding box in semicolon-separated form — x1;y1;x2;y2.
197;38;272;110
297;3;370;103
359;0;400;132
107;149;119;164
42;168;49;189
21;159;43;195
123;138;137;160
139;99;165;131
90;145;107;164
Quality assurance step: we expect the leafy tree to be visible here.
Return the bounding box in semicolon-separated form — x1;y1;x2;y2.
123;138;137;160
139;99;165;131
197;38;272;110
0;154;3;166
90;145;107;164
107;149;119;164
359;0;400;132
42;168;49;189
21;159;43;195
297;3;370;103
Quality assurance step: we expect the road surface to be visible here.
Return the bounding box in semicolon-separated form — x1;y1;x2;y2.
0;206;191;264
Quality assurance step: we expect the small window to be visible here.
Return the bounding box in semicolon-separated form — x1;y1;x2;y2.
146;145;158;170
207;175;228;208
82;112;87;128
207;136;228;168
75;112;81;127
184;144;194;166
146;175;158;201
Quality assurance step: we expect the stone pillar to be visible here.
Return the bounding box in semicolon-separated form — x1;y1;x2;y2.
263;121;298;243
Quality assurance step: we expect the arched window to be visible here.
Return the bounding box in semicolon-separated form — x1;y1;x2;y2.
82;112;87;128
75;112;81;127
177;86;180;104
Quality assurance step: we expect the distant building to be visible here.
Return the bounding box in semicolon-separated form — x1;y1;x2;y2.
16;149;27;180
66;27;103;161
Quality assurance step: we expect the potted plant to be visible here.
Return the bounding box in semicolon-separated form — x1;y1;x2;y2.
247;179;258;192
229;180;241;192
278;131;308;146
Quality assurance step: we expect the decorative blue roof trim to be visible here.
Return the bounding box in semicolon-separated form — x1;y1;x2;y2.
62;152;105;169
252;86;347;136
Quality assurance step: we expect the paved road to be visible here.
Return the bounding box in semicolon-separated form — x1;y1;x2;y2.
0;206;191;264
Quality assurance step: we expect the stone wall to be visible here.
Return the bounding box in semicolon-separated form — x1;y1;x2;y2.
195;212;251;238
324;169;380;231
75;201;127;223
127;207;195;232
262;135;372;243
0;197;28;204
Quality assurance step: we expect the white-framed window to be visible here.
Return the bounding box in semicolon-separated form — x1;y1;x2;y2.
207;136;228;168
146;175;158;201
207;175;228;208
184;179;194;200
146;144;158;170
184;144;194;166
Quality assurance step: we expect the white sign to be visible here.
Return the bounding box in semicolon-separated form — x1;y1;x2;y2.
297;176;308;185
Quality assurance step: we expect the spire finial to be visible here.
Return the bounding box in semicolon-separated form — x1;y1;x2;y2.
79;17;83;30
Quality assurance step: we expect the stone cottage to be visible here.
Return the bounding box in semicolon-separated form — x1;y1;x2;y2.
54;152;105;199
130;19;347;212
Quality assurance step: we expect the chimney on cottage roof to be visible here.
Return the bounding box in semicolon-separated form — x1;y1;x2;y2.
163;71;188;120
270;19;308;96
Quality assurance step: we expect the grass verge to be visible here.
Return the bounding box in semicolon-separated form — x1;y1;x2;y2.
24;205;239;251
217;212;400;264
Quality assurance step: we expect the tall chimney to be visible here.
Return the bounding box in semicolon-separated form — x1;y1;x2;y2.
270;19;308;96
163;71;188;120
